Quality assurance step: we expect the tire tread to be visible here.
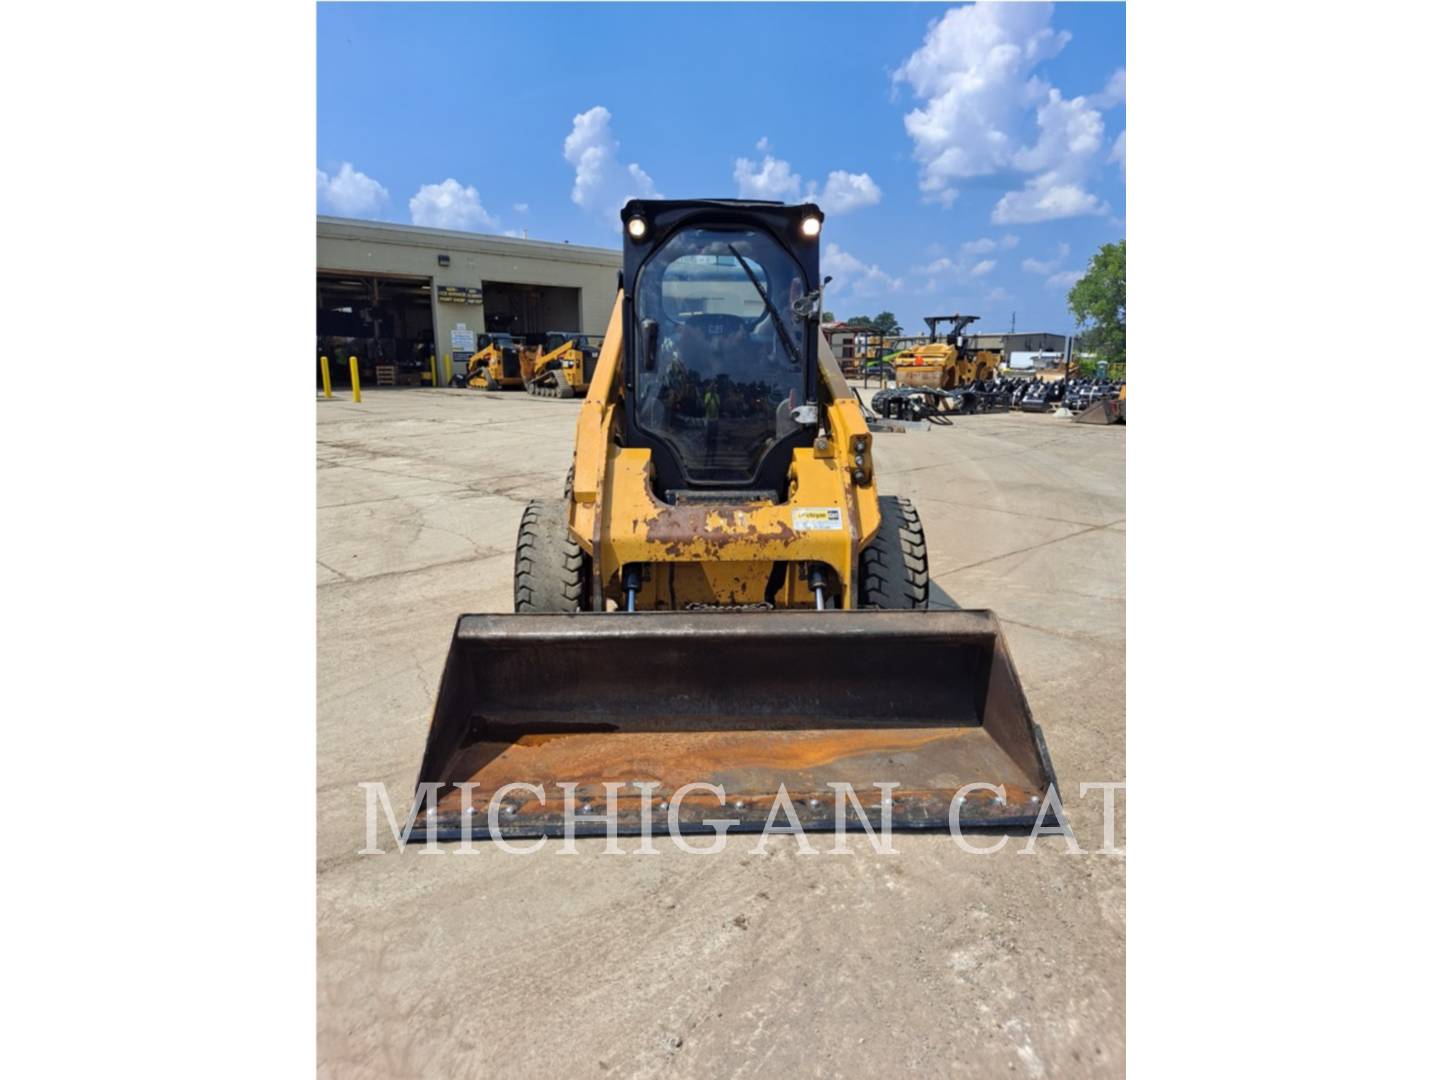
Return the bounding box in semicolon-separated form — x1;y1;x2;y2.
859;495;931;609
513;498;590;612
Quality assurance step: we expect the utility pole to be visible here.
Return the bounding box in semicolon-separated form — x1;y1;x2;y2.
1009;311;1016;335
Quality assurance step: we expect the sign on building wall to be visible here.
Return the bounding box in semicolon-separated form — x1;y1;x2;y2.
438;285;484;305
450;323;476;352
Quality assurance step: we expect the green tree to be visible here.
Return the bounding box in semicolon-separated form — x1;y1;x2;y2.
1066;240;1125;364
822;310;835;322
871;311;902;336
845;311;903;336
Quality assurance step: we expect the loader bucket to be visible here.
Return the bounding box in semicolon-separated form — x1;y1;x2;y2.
1075;398;1124;425
413;610;1059;840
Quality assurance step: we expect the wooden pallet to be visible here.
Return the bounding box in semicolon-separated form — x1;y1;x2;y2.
375;365;397;386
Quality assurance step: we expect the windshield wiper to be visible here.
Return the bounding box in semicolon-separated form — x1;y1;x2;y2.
726;243;802;368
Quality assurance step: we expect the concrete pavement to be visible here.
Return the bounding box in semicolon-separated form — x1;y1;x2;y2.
317;387;1125;1078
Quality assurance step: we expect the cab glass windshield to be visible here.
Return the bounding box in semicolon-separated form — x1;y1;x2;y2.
633;226;808;485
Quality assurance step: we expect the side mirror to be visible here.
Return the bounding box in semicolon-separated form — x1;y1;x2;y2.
641;318;659;372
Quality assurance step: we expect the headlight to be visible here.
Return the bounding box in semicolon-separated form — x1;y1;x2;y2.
627;216;648;239
800;216;821;238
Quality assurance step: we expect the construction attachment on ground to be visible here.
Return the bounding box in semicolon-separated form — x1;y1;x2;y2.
413;610;1060;840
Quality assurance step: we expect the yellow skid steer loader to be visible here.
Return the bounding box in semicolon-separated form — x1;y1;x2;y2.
450;333;531;390
527;332;603;398
414;200;1057;839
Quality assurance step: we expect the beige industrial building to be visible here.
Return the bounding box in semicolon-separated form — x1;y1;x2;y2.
317;216;620;383
971;331;1068;360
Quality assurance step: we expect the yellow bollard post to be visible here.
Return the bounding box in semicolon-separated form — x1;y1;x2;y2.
443;353;453;386
320;355;332;399
429;353;438;388
349;356;361;402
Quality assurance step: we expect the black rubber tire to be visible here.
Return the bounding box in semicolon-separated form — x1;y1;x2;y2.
859;496;930;609
514;498;590;612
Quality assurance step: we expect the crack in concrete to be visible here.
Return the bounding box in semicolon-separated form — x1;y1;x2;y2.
316;551;509;589
917;494;1122;530
319;493;435;510
883;441;1069;475
317;559;350;582
316;458;472;489
944;518;1126;574
398;512;503;562
317;455;561;508
979;615;1115;645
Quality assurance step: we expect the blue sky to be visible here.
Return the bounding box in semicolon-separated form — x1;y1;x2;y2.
318;2;1124;336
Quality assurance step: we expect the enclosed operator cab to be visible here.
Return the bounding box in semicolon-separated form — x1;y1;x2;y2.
622;199;824;502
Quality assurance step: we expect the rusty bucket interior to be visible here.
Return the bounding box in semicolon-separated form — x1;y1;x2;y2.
415;610;1058;839
1075;398;1125;425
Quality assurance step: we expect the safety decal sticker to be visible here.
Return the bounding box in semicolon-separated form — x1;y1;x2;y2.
792;507;843;531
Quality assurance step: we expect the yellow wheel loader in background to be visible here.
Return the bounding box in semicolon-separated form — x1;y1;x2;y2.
527;332;603;398
893;314;1002;390
415;199;1058;840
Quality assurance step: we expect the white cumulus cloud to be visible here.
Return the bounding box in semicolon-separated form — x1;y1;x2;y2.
818;170;882;214
1110;129;1126;168
893;2;1110;222
1092;67;1126;109
918;256;958;275
1022;243;1070;274
913;251;1001;279
734;154;803;200
512;202;529;213
960;234;1020;256
825;243;903;298
564;106;660;220
735;141;882;214
316;163;388;217
409;179;497;231
1046;269;1084;290
993;174;1106;224
1012;87;1105;174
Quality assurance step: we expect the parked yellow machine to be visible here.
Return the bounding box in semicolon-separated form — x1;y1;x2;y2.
853;330;891;378
527;332;603;398
450;333;533;390
412;199;1058;841
486;332;535;390
893;314;1001;390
